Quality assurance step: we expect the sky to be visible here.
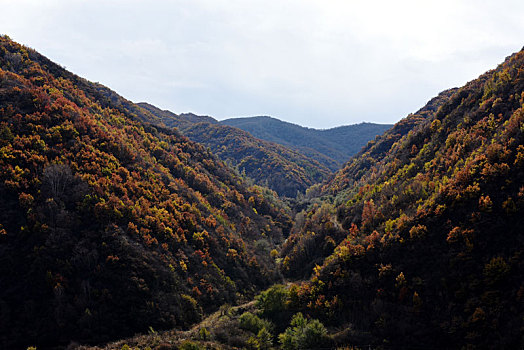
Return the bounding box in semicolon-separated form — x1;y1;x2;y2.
1;0;523;128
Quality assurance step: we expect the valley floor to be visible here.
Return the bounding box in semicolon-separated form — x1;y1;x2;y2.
77;301;258;350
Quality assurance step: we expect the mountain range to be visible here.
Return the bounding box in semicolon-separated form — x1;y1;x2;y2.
221;116;392;170
137;103;390;197
138;103;331;198
1;35;523;350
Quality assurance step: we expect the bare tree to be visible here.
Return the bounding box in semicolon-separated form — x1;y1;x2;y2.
42;163;73;199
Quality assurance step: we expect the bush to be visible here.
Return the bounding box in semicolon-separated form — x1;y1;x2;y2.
256;327;273;350
256;285;289;315
278;313;330;350
198;327;210;340
239;312;274;334
178;341;202;350
256;284;295;330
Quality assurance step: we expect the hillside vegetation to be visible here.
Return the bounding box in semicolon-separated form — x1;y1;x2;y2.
222;116;392;170
0;35;292;348
280;49;524;348
2;35;523;350
139;103;333;198
78;47;524;350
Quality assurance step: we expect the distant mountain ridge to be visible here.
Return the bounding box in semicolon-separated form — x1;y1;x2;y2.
137;103;392;195
221;116;392;170
138;103;332;197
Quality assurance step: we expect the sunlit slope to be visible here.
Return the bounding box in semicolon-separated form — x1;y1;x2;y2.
282;50;524;348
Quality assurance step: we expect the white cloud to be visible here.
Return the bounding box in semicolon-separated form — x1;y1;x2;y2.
1;0;523;127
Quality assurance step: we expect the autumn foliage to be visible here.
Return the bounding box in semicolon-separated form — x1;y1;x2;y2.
281;50;524;348
139;103;332;198
2;35;524;350
0;36;291;348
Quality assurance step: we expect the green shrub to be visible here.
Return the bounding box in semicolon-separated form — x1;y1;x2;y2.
178;341;202;350
256;284;289;316
239;312;274;334
198;327;210;341
278;313;329;350
257;327;273;350
246;336;259;350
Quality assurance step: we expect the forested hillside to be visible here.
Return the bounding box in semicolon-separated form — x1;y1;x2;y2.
0;36;292;348
280;87;457;276
139;103;332;197
80;50;524;350
2;34;523;350
137;103;392;198
279;49;524;348
221;116;392;170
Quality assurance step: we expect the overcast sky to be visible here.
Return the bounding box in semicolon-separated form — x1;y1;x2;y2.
1;0;523;128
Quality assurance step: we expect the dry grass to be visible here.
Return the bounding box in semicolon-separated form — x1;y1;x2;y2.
76;301;257;350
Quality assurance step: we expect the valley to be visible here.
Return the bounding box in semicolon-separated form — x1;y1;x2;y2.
0;36;523;350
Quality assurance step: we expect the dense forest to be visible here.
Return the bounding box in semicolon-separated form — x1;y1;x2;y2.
221;116;392;171
80;48;524;350
279;49;524;348
138;103;332;198
1;35;523;350
0;35;292;348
